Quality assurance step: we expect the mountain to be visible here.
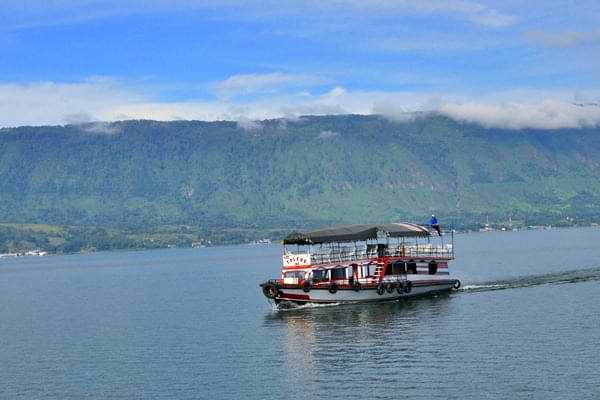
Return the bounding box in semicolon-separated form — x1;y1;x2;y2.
1;114;600;251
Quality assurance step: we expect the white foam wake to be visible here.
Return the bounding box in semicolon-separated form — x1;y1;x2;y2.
459;266;600;293
460;284;504;291
273;301;342;312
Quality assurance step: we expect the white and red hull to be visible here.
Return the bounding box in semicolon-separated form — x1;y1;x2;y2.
272;275;459;305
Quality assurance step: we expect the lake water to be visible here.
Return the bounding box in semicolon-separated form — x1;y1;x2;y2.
1;227;600;399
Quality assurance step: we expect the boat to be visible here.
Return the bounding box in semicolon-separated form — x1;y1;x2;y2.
260;223;460;306
480;215;493;232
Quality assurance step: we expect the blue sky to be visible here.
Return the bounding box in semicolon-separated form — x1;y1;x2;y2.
1;0;600;128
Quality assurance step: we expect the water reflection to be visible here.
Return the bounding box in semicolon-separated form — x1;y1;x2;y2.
264;294;455;396
265;293;453;328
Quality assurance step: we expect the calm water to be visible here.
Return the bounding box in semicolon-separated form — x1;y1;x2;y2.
1;228;600;399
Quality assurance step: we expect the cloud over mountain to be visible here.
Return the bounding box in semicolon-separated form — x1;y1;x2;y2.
439;101;600;130
1;76;600;131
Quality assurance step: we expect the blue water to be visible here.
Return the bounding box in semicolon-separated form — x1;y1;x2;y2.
1;228;600;399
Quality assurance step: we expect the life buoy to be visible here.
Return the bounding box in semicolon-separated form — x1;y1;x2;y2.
453;280;461;289
328;283;338;294
386;282;395;293
376;283;385;295
403;281;413;294
396;282;404;294
353;281;361;292
262;283;279;299
302;280;312;293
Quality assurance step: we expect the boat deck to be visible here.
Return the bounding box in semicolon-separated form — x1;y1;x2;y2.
302;243;454;266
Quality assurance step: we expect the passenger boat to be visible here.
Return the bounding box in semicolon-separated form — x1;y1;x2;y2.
260;223;460;306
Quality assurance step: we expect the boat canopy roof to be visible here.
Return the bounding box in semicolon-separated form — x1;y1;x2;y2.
283;223;430;245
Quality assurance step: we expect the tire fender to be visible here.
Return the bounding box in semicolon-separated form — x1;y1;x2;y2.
386;282;395;293
328;283;338;294
302;280;312;293
396;282;404;294
262;283;279;299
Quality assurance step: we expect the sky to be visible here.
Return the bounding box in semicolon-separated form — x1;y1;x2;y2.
1;0;600;129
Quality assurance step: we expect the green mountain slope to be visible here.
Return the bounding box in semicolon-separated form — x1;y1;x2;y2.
1;114;600;246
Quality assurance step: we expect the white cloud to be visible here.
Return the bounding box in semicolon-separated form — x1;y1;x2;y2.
0;78;143;127
468;8;516;28
251;0;517;28
213;72;326;99
440;101;600;130
236;118;263;131
0;0;517;31
80;122;122;135
63;112;93;124
101;101;231;122
2;77;600;131
371;33;509;52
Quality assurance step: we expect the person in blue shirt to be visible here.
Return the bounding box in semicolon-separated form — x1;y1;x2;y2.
429;214;441;236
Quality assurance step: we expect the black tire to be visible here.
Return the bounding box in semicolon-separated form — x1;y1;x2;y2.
328;283;338;294
396;282;404;294
353;281;361;292
262;283;279;299
453;280;461;290
386;282;395;293
403;281;413;294
376;283;385;295
302;280;312;293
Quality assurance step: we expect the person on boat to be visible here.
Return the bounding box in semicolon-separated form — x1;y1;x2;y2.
430;214;442;236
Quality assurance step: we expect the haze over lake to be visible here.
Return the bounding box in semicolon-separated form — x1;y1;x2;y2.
2;227;600;399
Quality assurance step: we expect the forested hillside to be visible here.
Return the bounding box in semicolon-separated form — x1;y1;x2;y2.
2;114;600;251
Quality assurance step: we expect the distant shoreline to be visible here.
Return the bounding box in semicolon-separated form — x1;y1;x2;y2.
2;223;598;259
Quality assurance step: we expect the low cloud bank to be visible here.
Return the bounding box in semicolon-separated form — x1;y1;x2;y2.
2;78;600;131
236;119;263;131
439;101;600;130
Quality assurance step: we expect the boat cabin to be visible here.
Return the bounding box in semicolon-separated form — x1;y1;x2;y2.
280;223;453;287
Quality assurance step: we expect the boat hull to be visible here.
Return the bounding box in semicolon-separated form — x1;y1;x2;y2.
273;279;457;305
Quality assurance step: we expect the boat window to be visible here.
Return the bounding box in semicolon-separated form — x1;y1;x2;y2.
407;262;417;274
361;264;371;278
284;271;305;279
331;268;346;281
371;263;379;276
312;269;328;282
428;263;438;275
384;264;393;275
392;262;406;275
363;263;377;277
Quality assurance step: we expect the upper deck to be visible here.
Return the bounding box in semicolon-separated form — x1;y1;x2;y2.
282;222;454;269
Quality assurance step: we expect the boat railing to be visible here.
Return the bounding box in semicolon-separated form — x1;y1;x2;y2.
308;243;453;265
291;276;409;286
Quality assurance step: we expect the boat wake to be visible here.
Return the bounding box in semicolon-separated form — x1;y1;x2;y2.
460;266;600;293
272;301;341;312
